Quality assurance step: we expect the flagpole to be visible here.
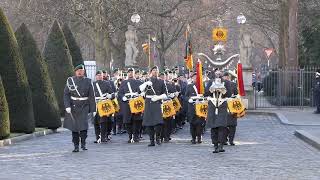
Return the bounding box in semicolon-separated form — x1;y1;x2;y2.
148;34;151;69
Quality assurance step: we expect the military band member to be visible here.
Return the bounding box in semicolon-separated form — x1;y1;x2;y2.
64;64;96;152
118;68;143;143
185;73;206;144
205;78;228;153
140;66;167;146
159;72;176;143
93;70;114;143
222;72;238;146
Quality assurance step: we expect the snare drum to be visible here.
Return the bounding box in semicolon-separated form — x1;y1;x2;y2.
97;99;115;117
162;100;176;118
227;98;245;118
112;99;120;113
195;101;208;118
129;96;145;114
172;97;182;112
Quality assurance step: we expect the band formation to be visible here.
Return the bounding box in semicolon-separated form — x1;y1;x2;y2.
63;64;246;154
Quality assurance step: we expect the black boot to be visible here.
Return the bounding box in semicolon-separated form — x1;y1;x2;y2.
128;134;133;143
80;131;88;151
72;132;80;153
212;143;219;153
156;136;161;145
148;140;155;146
72;145;79;153
191;138;196;144
218;143;225;152
197;136;202;144
229;141;235;146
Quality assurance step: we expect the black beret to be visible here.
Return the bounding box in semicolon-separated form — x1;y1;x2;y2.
150;66;158;72
96;70;103;75
74;64;85;71
113;68;119;74
223;72;229;77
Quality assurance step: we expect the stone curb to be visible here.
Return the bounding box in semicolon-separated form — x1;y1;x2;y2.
247;110;320;126
0;129;57;147
294;130;320;150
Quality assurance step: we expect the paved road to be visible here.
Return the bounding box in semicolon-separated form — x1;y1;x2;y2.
0;114;319;180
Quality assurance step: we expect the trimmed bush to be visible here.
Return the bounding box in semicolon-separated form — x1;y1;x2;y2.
15;23;61;129
43;20;74;114
0;8;35;133
0;76;10;139
62;24;84;67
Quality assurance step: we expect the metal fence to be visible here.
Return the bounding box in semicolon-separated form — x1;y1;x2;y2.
84;61;97;81
254;66;319;109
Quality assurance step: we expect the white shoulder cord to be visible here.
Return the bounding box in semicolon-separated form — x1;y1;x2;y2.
127;82;133;94
67;77;81;97
164;81;169;95
95;83;103;98
192;85;199;96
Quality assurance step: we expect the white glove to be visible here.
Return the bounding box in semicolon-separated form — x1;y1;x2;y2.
106;93;112;99
93;112;97;117
65;107;71;114
159;94;167;100
174;92;180;97
169;93;175;98
146;81;153;86
140;92;145;97
139;82;148;92
151;96;160;102
122;96;128;102
188;99;193;103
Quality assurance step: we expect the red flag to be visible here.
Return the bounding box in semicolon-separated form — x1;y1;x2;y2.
196;59;204;94
237;63;245;96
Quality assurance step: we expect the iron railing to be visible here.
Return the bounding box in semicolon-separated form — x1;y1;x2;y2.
254;66;319;109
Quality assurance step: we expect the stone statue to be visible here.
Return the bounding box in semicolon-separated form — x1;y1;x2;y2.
125;25;139;67
240;32;253;68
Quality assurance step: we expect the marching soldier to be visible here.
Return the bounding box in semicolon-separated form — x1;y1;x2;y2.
177;74;187;129
222;72;238;146
112;69;126;135
185;73;206;144
159;72;176;143
93;70;114;143
205;78;228;153
64;64;96;152
139;66;167;146
118;68;143;143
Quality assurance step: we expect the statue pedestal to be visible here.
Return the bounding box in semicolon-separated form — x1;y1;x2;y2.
242;67;255;110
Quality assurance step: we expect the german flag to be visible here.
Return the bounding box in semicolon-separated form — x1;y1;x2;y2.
184;25;193;70
196;59;204;94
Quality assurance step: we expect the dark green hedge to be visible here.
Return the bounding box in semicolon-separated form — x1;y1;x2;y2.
62;24;84;68
0;76;10;139
43;20;74;114
0;8;35;133
16;23;61;129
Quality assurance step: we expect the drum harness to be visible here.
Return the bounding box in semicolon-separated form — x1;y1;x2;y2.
125;81;140;99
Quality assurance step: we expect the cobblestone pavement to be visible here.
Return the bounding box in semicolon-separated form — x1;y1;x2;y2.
0;114;319;180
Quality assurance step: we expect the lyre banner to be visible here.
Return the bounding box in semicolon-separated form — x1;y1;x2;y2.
212;28;228;42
